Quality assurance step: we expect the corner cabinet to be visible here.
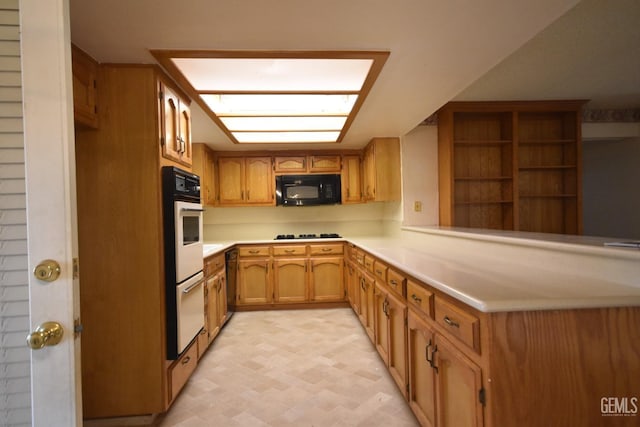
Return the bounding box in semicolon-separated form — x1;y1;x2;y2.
437;101;584;234
363;137;402;202
341;154;363;204
75;65;195;419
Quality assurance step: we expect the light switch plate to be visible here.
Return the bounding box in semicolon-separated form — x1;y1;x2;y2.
414;201;422;212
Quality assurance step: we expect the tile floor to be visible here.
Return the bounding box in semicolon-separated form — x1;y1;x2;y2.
155;308;419;427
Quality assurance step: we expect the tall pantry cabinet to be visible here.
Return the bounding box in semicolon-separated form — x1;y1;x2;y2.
74;65;192;419
438;101;584;234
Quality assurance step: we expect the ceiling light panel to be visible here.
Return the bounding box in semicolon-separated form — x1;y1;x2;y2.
232;131;341;143
172;58;373;91
200;94;358;116
220;116;347;131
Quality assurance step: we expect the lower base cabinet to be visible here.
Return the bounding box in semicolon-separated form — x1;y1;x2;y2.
408;311;437;427
168;340;198;402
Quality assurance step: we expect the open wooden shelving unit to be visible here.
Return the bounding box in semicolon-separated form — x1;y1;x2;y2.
438;101;584;234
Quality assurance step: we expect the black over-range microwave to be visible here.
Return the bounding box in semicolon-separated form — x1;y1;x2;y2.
276;174;341;206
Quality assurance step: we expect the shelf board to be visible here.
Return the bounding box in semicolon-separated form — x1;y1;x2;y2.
454;140;512;146
519;194;577;199
454;200;513;206
519;165;577;171
519;139;576;145
454;176;512;181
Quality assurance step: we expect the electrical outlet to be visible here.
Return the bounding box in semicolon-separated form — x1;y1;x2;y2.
414;201;422;212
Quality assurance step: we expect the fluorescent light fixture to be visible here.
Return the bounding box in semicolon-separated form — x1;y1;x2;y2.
201;94;357;116
150;50;390;144
220;116;347;131
233;131;341;143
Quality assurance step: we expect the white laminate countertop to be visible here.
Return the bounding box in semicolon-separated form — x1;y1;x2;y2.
203;236;640;313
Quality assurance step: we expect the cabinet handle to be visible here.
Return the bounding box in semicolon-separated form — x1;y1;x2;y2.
411;294;422;303
285;249;295;253
425;340;438;373
383;299;389;317
443;316;460;328
390;279;397;286
322;248;332;252
182;356;191;365
247;190;250;200
249;250;259;254
241;190;244;200
376;269;382;275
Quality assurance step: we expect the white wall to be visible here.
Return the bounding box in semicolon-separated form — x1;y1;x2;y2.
401;125;439;226
583;137;640;239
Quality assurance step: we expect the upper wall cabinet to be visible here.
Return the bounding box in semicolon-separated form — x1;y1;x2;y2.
341;155;363;204
160;81;192;168
218;156;274;206
192;143;216;206
437;101;584;234
273;155;341;174
363;137;401;202
71;44;99;129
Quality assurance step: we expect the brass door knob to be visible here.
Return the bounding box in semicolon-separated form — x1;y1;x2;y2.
33;259;61;282
27;322;64;349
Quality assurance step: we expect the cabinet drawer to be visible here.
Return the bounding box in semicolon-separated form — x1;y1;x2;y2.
407;279;433;318
434;296;480;353
386;268;406;298
205;253;225;274
364;255;375;273
372;260;388;282
309;244;343;256
273;245;307;256
238;246;270;257
169;340;198;402
355;249;365;265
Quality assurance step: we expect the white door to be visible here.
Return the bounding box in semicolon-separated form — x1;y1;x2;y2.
20;1;81;426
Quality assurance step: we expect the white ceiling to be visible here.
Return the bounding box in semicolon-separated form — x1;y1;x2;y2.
71;0;631;151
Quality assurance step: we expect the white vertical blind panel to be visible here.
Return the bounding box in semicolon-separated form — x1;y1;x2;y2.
0;1;31;426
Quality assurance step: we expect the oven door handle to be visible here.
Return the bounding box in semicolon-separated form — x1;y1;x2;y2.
182;278;204;294
181;208;205;212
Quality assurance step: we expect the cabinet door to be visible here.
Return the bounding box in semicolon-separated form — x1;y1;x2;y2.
363;144;376;200
274;156;306;173
341;155;362;204
237;259;271;304
374;282;390;365
206;273;220;340
274;259;308;303
178;101;192;167
434;334;484;427
204;149;216;205
217;273;227;327
408;311;437;427
346;262;360;312
218;157;245;204
245;157;274;204
161;84;182;164
363;273;376;342
71;45;98;128
387;289;408;398
309;257;344;302
309;155;341;172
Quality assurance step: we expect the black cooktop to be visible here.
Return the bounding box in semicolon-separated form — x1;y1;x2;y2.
275;233;341;240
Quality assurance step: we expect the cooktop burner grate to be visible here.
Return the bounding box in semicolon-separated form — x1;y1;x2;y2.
274;233;341;240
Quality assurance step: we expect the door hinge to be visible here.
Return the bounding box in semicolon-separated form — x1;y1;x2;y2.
73;318;83;339
479;387;486;406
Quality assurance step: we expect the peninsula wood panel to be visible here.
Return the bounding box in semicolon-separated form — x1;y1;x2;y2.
486;307;640;426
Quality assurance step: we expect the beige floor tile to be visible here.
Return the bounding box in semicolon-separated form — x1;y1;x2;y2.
155;308;418;427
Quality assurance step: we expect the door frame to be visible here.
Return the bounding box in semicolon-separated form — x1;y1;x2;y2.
20;0;81;425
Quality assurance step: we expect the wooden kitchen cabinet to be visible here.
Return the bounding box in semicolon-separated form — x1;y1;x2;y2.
273;154;341;174
237;258;272;304
160;81;192;168
309;256;344;302
308;155;341;172
205;271;221;342
362;137;401;202
71;44;98;129
192;143;216;206
374;280;409;398
437;101;583;234
75;65;197;419
345;261;360;312
407;310;437;427
357;271;376;342
341;154;363;204
218;156;274;206
273;258;308;303
273;156;307;173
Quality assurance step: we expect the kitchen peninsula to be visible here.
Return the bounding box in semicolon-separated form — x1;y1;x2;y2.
200;227;640;427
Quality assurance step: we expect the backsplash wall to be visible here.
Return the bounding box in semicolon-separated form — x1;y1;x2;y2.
203;202;401;241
